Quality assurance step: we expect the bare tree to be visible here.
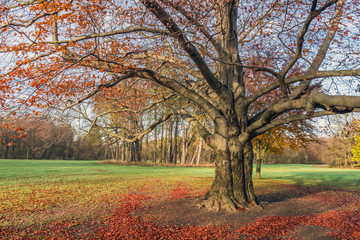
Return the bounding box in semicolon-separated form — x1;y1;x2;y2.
1;0;360;211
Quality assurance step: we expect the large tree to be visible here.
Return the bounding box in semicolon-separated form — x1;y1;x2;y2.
1;0;360;211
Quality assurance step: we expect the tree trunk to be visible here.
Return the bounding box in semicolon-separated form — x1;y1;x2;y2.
181;123;188;164
160;122;164;162
173;117;179;164
153;129;157;163
153;107;157;163
121;142;126;162
166;119;173;163
190;145;198;165
167;138;172;163
196;138;203;165
116;140;120;162
134;140;141;162
145;133;149;162
201;138;258;212
128;140;141;162
256;157;262;179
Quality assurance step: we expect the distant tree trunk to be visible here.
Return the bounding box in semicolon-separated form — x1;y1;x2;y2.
121;142;126;162
4;138;9;159
145;133;149;162
104;143;108;159
256;157;262;179
116;140;120;162
163;121;169;162
153;107;157;163
173;118;179;164
180;123;193;164
127;140;141;162
153;129;157;163
127;141;131;162
196;138;203;165
134;140;141;162
167;119;173;163
111;144;115;160
12;142;16;159
75;140;80;160
181;123;188;164
190;145;198;165
160;122;164;162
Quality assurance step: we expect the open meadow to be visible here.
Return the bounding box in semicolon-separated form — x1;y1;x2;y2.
0;160;359;239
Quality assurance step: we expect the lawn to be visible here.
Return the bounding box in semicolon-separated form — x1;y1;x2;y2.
0;160;359;239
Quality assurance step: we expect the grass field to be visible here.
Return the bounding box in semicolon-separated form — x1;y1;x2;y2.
0;160;359;239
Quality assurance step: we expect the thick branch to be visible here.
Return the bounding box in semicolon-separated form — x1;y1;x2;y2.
45;27;170;45
141;0;223;95
247;68;360;104
61;50;224;123
250;110;335;138
138;70;225;124
248;92;360;136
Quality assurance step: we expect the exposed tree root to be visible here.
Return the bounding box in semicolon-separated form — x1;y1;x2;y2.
198;195;260;212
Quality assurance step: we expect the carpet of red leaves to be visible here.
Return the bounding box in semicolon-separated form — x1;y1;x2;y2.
1;187;359;239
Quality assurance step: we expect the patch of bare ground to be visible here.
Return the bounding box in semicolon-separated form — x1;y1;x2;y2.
137;187;321;227
135;186;359;239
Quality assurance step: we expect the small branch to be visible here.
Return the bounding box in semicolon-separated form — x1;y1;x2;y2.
290;0;344;98
63;72;136;110
159;0;226;57
44;27;170;45
174;109;212;140
278;0;338;98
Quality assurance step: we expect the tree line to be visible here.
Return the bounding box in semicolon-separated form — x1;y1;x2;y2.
3;114;359;170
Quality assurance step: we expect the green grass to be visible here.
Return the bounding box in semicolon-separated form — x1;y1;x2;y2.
1;160;358;188
0;159;215;185
257;164;360;190
0;159;359;235
0;160;215;220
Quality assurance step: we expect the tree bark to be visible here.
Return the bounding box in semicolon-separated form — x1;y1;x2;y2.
160;122;164;162
196;138;203;165
153;107;157;163
166;119;173;163
201;139;258;212
181;123;188;164
256;157;262;179
121;141;126;162
173;117;179;164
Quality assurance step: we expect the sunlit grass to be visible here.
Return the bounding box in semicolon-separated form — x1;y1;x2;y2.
257;164;360;190
0;160;358;228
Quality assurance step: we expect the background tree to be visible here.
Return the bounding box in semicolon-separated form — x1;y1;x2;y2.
0;118;108;160
351;121;360;167
1;0;360;211
252;120;316;178
316;115;360;168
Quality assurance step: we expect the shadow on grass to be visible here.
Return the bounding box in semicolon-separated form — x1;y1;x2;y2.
257;185;325;203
